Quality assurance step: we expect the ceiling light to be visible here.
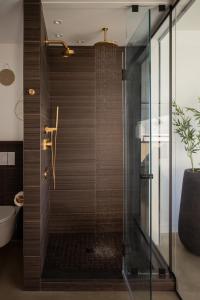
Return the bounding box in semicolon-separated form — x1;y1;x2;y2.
76;40;85;44
55;33;63;38
53;20;62;25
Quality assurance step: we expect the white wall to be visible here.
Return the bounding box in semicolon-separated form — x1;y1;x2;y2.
0;43;23;141
172;30;200;230
156;29;200;233
0;0;23;141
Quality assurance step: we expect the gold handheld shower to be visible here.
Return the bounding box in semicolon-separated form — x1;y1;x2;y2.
94;27;118;47
45;40;74;57
53;106;59;189
43;106;59;190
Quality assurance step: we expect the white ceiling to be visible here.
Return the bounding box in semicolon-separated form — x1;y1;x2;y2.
42;0;172;46
0;0;23;44
0;0;174;45
42;3;151;46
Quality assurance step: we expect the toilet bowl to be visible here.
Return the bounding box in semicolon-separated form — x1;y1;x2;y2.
0;206;20;248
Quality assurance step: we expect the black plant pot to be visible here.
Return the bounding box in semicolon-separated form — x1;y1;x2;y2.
179;169;200;256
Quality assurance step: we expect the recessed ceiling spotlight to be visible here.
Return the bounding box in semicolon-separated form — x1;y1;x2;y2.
76;40;85;44
55;33;63;38
53;20;62;25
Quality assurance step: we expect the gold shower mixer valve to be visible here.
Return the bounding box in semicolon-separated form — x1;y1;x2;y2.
42;126;58;150
44;126;57;134
42;138;52;151
42;106;59;190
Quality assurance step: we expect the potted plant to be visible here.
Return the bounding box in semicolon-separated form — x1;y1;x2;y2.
173;100;200;255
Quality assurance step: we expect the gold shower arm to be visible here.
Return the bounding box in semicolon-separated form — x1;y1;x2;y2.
45;39;69;49
45;40;75;56
102;27;108;42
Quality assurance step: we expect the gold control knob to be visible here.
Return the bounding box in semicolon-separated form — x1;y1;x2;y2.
28;88;36;96
43;168;49;180
42;138;52;150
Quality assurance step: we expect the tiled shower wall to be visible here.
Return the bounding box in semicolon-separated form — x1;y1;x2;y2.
47;46;123;234
24;0;123;288
95;45;123;233
48;47;96;233
23;0;50;290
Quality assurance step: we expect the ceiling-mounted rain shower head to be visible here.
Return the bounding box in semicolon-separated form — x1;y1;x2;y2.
94;28;118;47
45;40;75;57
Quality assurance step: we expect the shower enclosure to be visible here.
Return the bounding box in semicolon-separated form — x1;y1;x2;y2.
123;9;152;299
123;5;177;299
23;0;176;297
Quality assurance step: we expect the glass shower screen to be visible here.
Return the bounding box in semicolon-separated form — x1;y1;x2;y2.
123;5;171;299
123;8;152;300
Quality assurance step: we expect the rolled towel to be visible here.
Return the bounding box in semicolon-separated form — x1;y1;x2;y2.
14;191;24;207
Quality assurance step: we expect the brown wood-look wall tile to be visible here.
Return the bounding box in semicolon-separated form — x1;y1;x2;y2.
24;3;41;43
47;46;124;234
95;46;123;232
48;213;96;234
96;190;123;213
24;0;50;290
24;221;40;256
24;256;41;290
24;114;40;150
50;190;95;214
48;46;96;233
24;150;40;186
23;187;40;220
96;212;123;233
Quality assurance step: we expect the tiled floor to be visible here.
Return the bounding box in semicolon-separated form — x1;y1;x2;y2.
138;291;179;300
43;232;122;279
0;241;179;300
160;233;200;300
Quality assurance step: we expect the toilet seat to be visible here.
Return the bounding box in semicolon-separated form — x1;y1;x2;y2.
0;206;16;224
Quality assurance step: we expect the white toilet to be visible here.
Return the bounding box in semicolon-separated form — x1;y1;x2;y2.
0;206;20;248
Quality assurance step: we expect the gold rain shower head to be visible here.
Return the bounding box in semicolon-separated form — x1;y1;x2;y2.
45;40;75;57
94;27;118;47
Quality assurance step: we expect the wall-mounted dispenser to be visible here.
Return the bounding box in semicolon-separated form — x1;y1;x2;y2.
43;106;59;189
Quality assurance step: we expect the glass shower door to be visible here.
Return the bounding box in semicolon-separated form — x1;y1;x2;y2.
123;8;152;300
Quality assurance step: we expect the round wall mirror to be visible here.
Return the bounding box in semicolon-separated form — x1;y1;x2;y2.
0;68;15;86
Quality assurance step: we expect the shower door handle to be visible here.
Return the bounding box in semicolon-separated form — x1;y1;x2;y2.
140;173;153;180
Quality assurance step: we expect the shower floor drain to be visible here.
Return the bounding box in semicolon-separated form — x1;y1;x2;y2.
85;247;94;254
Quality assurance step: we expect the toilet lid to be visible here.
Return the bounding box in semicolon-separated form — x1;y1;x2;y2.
0;206;16;223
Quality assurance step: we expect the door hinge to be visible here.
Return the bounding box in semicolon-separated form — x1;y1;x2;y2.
132;5;139;12
122;69;127;81
140;173;154;180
